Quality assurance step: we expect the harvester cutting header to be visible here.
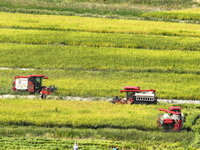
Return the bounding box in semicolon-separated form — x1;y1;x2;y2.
157;106;184;132
12;75;57;99
110;86;158;104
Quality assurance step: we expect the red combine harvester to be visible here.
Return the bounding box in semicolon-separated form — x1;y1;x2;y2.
12;75;57;99
110;86;158;104
157;107;184;132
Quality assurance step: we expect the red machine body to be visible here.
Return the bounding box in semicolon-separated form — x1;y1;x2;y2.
157;107;183;132
110;86;158;104
12;75;57;99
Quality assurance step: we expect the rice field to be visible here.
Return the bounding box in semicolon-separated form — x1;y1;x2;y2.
1;69;200;99
0;98;199;132
142;8;200;22
0;43;199;70
0;99;199;149
0;11;199;100
1;12;200;37
1;28;200;51
0;1;200;149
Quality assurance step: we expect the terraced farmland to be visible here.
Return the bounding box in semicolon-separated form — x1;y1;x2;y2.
0;1;200;149
0;13;200;99
0;11;199;99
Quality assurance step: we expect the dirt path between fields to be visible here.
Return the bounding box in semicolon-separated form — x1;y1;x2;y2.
0;94;200;104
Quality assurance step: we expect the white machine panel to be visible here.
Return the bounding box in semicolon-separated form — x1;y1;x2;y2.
135;93;155;97
15;78;28;90
135;93;155;101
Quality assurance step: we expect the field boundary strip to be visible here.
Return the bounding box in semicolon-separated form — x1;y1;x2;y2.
0;94;199;103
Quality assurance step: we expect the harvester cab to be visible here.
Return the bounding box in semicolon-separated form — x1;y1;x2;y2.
110;86;158;104
13;75;57;99
157;107;184;132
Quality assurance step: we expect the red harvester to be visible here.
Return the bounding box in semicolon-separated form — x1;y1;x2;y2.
110;86;158;104
157;107;184;132
12;75;57;99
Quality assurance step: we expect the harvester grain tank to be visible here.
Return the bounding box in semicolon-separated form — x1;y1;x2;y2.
157;106;184;132
12;75;57;99
110;86;158;104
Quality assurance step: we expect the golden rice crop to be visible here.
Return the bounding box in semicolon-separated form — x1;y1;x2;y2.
171;8;200;14
142;8;200;21
0;43;199;71
1;28;200;51
0;12;200;37
0;99;159;130
1;68;200;100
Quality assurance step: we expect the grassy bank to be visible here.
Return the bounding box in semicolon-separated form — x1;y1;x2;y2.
0;0;198;20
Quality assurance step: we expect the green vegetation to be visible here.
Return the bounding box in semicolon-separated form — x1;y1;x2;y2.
0;128;196;149
0;1;200;149
0;99;197;131
1;12;200;37
0;99;157;129
1;69;200;99
0;12;199;99
0;99;199;149
0;43;199;71
142;8;200;23
0;0;198;21
1;28;200;51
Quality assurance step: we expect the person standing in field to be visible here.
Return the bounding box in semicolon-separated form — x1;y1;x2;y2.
73;143;78;150
113;147;117;150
